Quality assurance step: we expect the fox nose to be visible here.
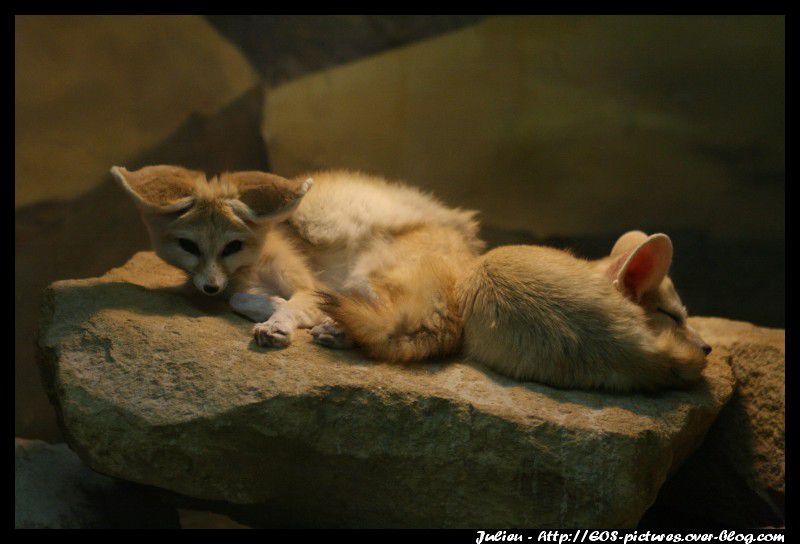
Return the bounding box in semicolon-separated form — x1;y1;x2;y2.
203;284;220;295
701;343;712;356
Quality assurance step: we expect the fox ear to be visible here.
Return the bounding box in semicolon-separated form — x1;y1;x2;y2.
111;165;201;213
610;230;649;257
610;233;673;302
222;171;313;221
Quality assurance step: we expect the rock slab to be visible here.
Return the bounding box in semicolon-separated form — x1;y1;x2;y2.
38;252;736;528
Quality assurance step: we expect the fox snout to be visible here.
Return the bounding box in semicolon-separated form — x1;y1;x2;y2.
685;325;712;356
192;263;228;296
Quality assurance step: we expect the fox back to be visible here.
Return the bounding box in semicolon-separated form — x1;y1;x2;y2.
457;232;711;392
300;171;484;361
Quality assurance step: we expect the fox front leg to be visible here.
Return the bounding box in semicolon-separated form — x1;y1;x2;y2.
229;292;283;323
252;290;325;348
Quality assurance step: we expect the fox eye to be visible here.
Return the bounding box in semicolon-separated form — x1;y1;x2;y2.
178;238;201;256
657;308;681;324
221;240;244;257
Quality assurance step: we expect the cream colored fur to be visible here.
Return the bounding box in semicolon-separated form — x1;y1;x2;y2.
457;232;711;392
318;223;478;361
289;171;483;360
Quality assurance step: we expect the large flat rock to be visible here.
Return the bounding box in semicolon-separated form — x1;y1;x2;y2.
38;252;736;528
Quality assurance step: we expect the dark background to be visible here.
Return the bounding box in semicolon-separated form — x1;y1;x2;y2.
16;14;784;449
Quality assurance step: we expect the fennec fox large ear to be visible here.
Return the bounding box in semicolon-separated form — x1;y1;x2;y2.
610;230;649;257
609;233;673;302
222;171;313;221
111;165;201;213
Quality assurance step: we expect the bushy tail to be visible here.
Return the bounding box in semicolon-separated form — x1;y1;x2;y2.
318;260;463;362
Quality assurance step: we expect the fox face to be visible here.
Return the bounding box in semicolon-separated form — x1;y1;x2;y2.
604;230;712;356
112;165;312;295
148;198;262;294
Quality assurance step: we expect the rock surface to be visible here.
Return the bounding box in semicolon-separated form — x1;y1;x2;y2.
39;252;736;528
642;319;785;528
15;438;179;528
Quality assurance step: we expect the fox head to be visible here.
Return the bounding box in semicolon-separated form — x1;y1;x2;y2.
603;230;712;357
112;165;312;296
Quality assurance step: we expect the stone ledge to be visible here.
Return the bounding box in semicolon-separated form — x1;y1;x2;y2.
38;251;738;528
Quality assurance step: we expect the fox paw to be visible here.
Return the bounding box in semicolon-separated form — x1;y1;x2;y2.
311;318;354;349
253;318;293;348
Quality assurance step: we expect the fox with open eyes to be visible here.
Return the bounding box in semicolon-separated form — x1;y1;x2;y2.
112;165;481;360
114;165;710;392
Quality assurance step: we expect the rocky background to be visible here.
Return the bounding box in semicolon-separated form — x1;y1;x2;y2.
15;16;784;528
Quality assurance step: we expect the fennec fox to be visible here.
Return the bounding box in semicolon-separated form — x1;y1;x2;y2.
112;165;482;359
458;231;712;392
